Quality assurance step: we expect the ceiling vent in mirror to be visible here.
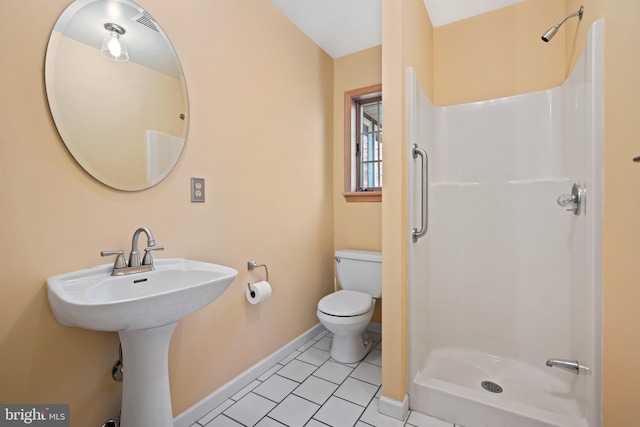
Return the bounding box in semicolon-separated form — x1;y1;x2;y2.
134;11;159;33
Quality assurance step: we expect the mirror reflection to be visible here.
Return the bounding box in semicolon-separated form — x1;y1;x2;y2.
45;0;189;191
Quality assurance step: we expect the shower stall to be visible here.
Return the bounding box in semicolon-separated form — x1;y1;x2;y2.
407;21;602;427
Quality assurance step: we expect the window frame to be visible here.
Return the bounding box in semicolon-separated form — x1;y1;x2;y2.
343;84;382;202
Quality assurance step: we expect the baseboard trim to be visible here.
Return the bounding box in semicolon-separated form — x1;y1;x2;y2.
379;393;409;421
173;323;325;427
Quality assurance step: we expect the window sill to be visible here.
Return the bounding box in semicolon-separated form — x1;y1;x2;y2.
343;191;381;203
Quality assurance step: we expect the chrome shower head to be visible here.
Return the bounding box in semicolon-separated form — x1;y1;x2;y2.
541;26;559;43
541;5;584;42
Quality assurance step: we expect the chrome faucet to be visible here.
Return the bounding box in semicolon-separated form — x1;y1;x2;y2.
101;227;164;276
129;227;163;267
546;359;588;375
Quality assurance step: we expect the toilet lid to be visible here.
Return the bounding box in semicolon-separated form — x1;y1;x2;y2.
318;290;372;316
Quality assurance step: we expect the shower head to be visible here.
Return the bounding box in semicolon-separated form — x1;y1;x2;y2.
541;26;558;43
541;5;584;42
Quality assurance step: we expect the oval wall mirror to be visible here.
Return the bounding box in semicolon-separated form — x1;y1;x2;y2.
45;0;189;191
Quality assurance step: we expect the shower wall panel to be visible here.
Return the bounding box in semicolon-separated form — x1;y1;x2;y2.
428;88;574;373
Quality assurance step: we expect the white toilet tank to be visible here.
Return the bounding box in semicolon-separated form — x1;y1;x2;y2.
335;249;382;298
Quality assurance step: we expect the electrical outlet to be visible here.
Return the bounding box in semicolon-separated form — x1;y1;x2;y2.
191;178;205;202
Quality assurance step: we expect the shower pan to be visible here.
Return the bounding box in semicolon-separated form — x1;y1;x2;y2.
406;21;602;427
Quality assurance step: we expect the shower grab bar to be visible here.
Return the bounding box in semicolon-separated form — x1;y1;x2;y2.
412;144;428;243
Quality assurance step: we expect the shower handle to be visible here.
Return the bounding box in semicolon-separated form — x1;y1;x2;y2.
412;144;428;242
557;182;585;216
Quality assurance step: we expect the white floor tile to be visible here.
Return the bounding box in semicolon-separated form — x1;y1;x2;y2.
360;398;405;427
277;359;317;382
333;377;379;407
193;333;400;427
313;396;364;427
313;360;353;384
367;331;382;343
203;414;244;427
297;347;331;366
198;399;234;425
230;380;262;401
297;340;316;352
258;364;283;382
333;359;360;368
312;336;333;351
223;393;276;427
350;362;382;386
363;349;382;366
255;416;287;427
253;374;299;403
407;411;455;427
268;394;320;427
312;329;329;341
293;375;339;405
305;420;329;427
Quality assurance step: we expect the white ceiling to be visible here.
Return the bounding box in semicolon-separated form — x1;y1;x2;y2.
269;0;382;59
422;0;524;27
268;0;525;58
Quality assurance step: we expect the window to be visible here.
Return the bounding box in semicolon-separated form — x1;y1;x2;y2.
343;84;382;202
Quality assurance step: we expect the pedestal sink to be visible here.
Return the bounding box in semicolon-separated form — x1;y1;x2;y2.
47;258;238;427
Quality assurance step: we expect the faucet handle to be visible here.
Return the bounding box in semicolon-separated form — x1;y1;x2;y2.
142;246;164;266
101;250;128;269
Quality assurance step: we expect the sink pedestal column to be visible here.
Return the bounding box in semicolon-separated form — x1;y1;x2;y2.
118;321;178;427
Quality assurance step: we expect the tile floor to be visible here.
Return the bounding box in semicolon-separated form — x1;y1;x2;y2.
190;328;458;427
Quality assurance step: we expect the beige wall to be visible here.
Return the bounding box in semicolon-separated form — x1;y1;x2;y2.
564;1;603;76
580;1;640;425
433;0;565;105
0;0;333;425
333;46;382;322
333;46;382;253
381;0;434;402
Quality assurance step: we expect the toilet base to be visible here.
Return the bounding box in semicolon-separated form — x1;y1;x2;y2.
330;331;373;364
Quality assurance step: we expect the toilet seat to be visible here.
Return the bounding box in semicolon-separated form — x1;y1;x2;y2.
318;290;373;317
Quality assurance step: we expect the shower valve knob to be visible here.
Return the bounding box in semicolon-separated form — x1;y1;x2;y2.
556;183;585;216
556;193;576;208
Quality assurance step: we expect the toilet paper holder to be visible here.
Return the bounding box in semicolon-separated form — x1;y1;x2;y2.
247;261;269;294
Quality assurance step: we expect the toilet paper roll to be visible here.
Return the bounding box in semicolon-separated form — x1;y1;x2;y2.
246;281;272;304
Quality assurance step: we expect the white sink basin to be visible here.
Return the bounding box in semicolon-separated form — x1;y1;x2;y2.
47;257;238;427
47;258;238;331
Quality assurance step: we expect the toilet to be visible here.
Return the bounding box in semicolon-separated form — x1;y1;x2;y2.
317;249;382;363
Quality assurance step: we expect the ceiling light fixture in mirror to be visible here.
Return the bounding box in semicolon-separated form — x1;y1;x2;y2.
101;22;129;61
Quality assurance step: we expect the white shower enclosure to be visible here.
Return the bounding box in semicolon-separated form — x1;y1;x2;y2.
407;22;602;427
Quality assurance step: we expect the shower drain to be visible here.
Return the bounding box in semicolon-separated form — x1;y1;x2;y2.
481;381;503;393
